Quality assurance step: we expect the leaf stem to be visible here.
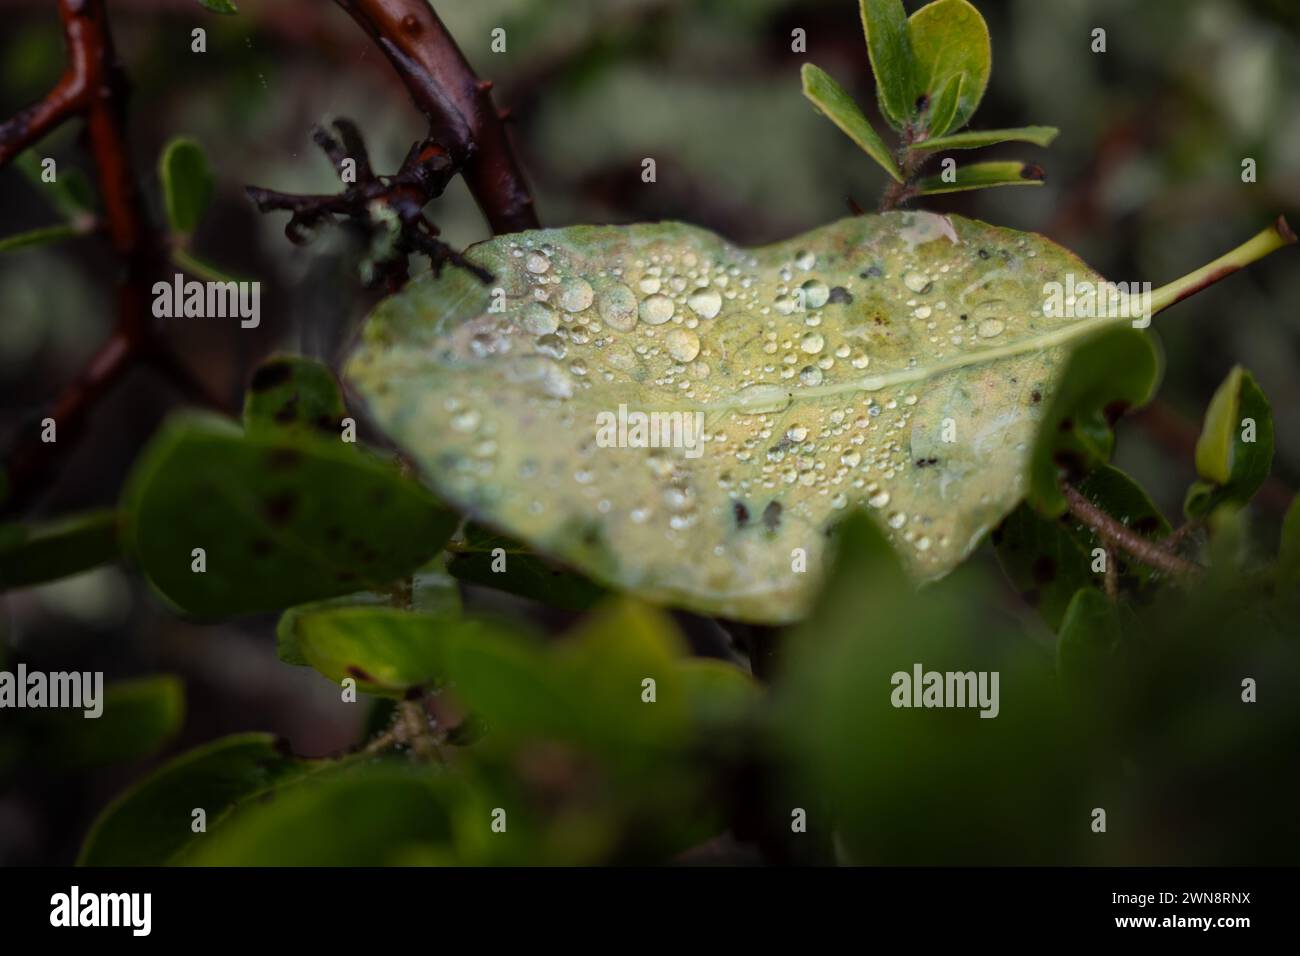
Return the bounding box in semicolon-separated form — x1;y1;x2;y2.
1150;216;1296;315
1063;483;1202;579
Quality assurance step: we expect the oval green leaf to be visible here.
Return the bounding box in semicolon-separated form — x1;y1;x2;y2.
1185;365;1273;518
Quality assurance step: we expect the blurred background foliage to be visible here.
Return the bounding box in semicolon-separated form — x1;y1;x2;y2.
0;0;1297;865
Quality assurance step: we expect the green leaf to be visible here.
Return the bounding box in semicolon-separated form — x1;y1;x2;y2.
447;523;607;611
183;764;458;866
344;214;1249;623
914;160;1046;195
159;137;214;235
35;676;184;772
243;354;347;438
1028;328;1161;515
1185;366;1273;518
914;125;1060;151
995;464;1170;628
194;0;239;16
906;0;991;136
172;247;244;284
859;0;919;131
121;412;458;617
801;64;903;183
277;606;488;697
78;733;317;865
0;510;119;591
0;223;83;254
1056;587;1122;699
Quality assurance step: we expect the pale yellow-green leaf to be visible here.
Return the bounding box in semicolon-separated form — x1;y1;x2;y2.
346;212;1126;623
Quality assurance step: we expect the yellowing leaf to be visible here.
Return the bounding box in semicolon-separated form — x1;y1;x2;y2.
346;212;1141;623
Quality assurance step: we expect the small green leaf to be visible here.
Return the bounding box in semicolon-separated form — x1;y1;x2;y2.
243;354;348;439
859;0;919;131
194;0;239;16
447;524;607;611
1028;328;1162;515
35;676;184;772
1185;366;1273;518
15;150;96;220
0;510;118;590
159;137;214;235
0;223;83;254
1056;587;1122;699
914;126;1060;151
914;160;1046;195
277;606;478;697
906;0;991;136
78;733;317;865
801;64;903;183
121;412;458;617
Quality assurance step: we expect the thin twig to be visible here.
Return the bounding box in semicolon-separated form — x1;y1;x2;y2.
331;0;539;235
1063;483;1202;579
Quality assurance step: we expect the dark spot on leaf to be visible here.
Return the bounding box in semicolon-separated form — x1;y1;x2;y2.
733;500;750;528
263;492;297;524
347;665;373;681
250;361;294;392
977;249;990;260
1058;418;1074;432
273;396;299;423
1103;401;1130;426
915;94;929;113
915;457;939;468
1020;163;1046;181
828;286;853;305
266;448;304;470
860;265;882;279
959;314;968;321
1031;389;1042;404
762;500;782;532
1031;555;1057;585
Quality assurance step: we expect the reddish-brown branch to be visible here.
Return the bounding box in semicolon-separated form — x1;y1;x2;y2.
332;0;539;235
1063;483;1202;579
0;0;218;517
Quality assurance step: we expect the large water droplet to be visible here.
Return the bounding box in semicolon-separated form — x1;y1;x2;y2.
687;287;722;319
640;294;675;325
519;301;558;335
558;278;594;313
903;270;932;293
800;332;825;355
666;327;701;362
598;284;638;331
525;251;550;274
734;383;791;414
800;279;830;309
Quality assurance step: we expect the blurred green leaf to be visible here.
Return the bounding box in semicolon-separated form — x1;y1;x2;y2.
1279;496;1300;591
0;223;83;254
159;137;214;235
447;523;606;611
243;354;347;439
780;511;1084;864
1056;587;1122;700
859;0;918;131
278;606;487;697
0;510;118;591
121;412;458;617
914;125;1060;150
172;247;244;284
906;0;991;136
194;0;239;12
1028;328;1161;515
914;159;1045;194
79;733;318;865
801;64;903;183
36;676;184;772
1185;366;1273;518
184;763;459;866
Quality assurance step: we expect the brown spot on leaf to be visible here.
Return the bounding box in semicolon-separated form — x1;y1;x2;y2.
828;286;853;305
733;500;750;528
762;500;782;532
250;361;294;392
